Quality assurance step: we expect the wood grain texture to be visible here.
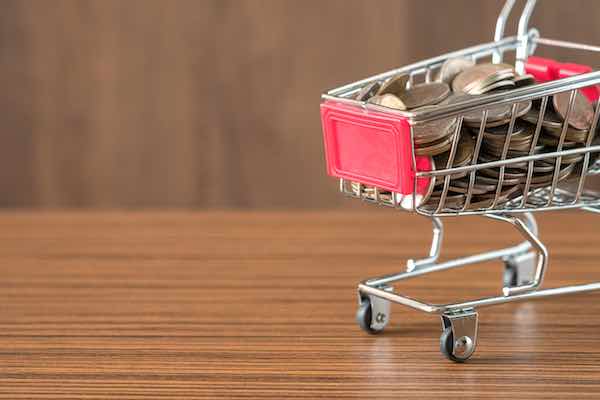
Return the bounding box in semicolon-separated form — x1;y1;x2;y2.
1;210;600;398
0;0;599;208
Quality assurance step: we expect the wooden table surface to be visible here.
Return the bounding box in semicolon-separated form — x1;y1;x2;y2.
1;210;600;398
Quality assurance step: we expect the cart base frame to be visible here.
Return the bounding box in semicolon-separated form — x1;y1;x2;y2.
356;211;600;362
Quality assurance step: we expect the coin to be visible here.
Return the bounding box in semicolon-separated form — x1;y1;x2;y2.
521;106;563;129
397;82;451;109
368;93;407;110
355;81;381;101
476;173;522;186
435;58;475;85
350;182;393;202
434;131;474;168
513;74;535;88
378;74;409;97
398;157;436;209
415;134;454;156
426;192;467;209
480;167;527;180
553;91;594;130
526;162;576;186
543;126;590;143
434;177;491;195
412;106;457;145
452;63;514;93
468;79;515;95
472;184;521;200
463;100;531;127
538;134;580;148
464;70;515;95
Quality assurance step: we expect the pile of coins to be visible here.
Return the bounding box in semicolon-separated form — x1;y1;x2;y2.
353;58;597;211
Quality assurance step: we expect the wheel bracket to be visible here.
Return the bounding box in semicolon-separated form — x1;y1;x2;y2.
441;309;478;361
359;285;393;331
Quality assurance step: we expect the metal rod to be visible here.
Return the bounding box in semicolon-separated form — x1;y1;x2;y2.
534;37;600;54
418;145;600;178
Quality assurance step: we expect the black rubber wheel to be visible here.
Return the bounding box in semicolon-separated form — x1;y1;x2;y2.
356;298;381;334
503;264;518;288
440;327;464;363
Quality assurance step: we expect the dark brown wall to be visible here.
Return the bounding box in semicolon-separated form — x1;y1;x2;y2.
0;0;598;208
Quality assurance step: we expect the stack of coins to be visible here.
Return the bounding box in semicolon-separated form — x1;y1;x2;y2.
358;74;458;157
352;57;597;211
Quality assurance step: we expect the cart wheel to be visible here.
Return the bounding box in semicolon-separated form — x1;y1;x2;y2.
356;298;383;334
503;263;518;288
440;327;471;363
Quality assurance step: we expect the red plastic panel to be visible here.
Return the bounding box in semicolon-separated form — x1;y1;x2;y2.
525;56;599;102
320;101;432;195
525;56;561;82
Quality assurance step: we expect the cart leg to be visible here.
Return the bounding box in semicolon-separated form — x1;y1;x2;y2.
356;285;393;334
487;213;548;296
406;216;443;272
502;213;539;288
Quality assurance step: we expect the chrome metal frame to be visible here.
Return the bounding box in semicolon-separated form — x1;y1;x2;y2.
325;0;600;361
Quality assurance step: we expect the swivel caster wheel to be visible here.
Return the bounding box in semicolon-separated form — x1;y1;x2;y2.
440;327;472;362
356;291;391;334
440;311;478;362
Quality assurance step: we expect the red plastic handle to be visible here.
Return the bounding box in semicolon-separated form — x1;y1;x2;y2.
525;56;599;102
320;101;432;195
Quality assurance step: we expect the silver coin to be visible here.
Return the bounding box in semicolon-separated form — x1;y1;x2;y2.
452;63;515;93
435;58;475;85
463;100;531;127
514;74;536;88
355;81;382;101
368;93;407;110
415;134;454;156
378;74;409;97
468;79;515;95
553;90;595;131
412;112;458;145
397;82;451;109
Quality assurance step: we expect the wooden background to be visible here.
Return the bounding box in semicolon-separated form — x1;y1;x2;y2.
1;0;599;208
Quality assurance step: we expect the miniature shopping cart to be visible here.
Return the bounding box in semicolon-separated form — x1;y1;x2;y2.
320;0;600;362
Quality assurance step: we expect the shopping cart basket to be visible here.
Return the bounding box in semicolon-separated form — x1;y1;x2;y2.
320;0;600;362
